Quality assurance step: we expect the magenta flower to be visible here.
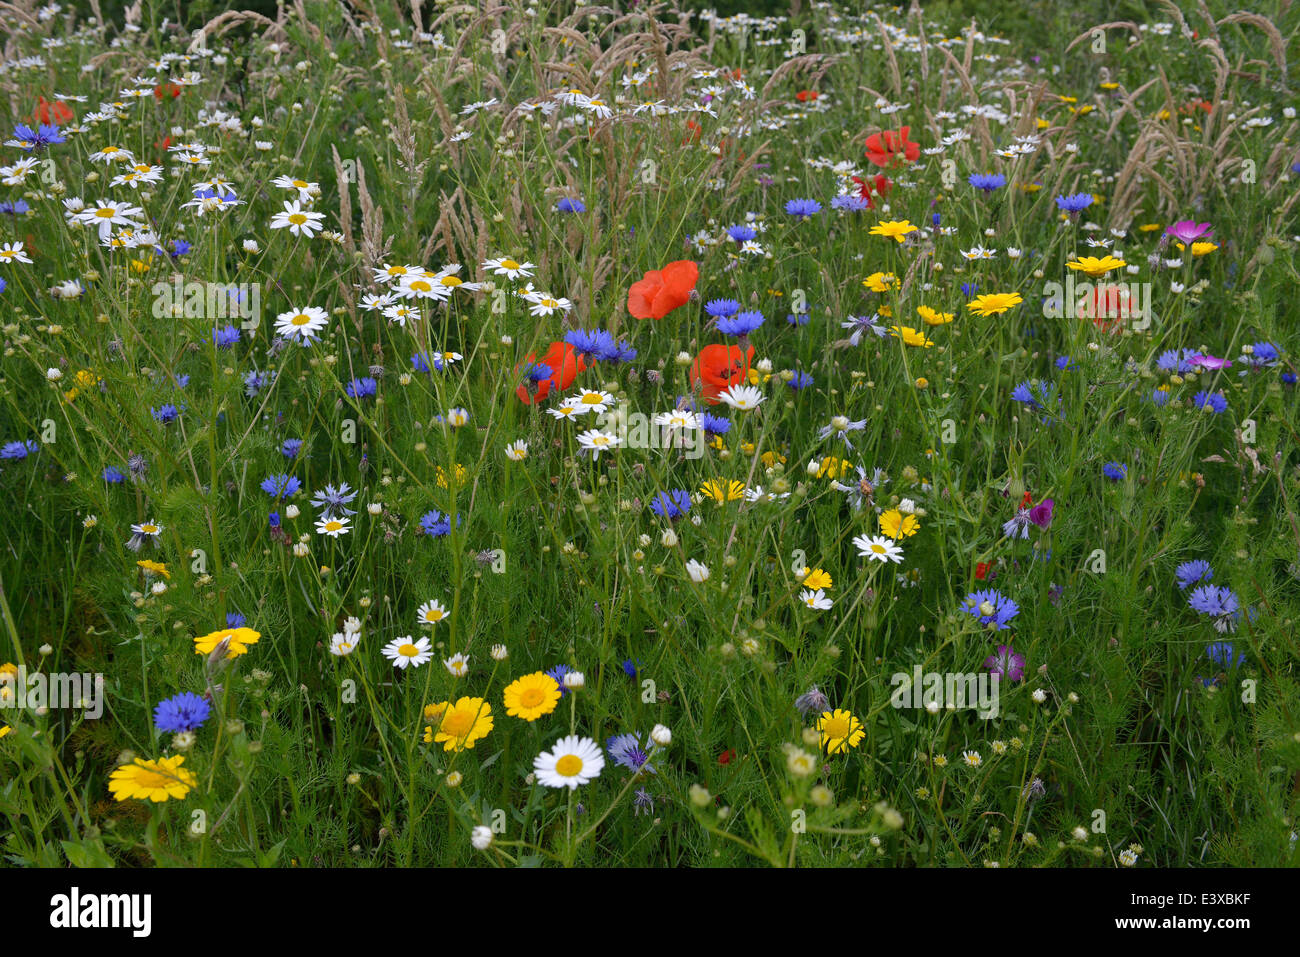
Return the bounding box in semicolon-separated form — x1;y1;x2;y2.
983;644;1026;682
1188;353;1231;371
1165;220;1213;243
1028;498;1054;528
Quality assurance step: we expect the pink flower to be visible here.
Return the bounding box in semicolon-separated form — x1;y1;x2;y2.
1165;220;1213;243
984;645;1026;682
1188;353;1232;371
1028;498;1054;528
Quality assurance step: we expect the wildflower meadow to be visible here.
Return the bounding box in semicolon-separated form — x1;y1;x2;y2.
1;0;1299;882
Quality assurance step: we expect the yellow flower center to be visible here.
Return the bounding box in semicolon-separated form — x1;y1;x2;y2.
519;686;545;708
288;213;307;225
95;208;116;217
823;715;850;739
500;259;520;270
441;710;473;737
580;394;602;405
398;643;419;657
291;313;311;325
293;179;309;188
555;754;584;777
424;609;444;622
439;276;462;287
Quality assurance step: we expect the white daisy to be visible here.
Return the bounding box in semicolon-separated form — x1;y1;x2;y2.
382;635;433;670
576;429;621;458
533;734;605;789
329;632;360;656
416;599;449;627
717;384;765;411
315;516;351;537
853;534;904;564
444;652;470;677
269;199;325;238
481;256;534;280
274;305;329;343
799;588;833;611
504;440;528;461
565;390;615;414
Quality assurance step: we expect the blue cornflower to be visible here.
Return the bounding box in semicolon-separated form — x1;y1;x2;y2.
417;510;457;537
281;439;304;458
411;353;432;373
564;328;615;363
0;200;30;215
154;692;211;733
212;325;240;348
726;225;757;243
961;589;1020;630
1175;560;1214;590
310;482;357;519
1191;390;1227;414
173;374;190;388
968;173;1006;192
621;659;640;678
269;511;281;528
1206;642;1245;669
960;282;980;298
649;489;691;520
226;611;247;627
556;197;586;213
10;123;64;151
346;377;378;399
1157;349;1197;373
103;466;126;484
785;198;822;218
717;310;765;337
1010;379;1055;411
151;404;180;424
704;298;741;318
244;369;274;397
607;732;656;775
604;338;637;363
261;473;302;498
524;362;553;383
1;439;38;460
787;312;810;326
788;370;814;390
1102;461;1127;481
1055;193;1093;213
1188;585;1242;633
1055;355;1074;371
831;193;870;212
1150;388;1171;407
1242;342;1280;369
169;239;192;258
547;664;573;696
699;412;730;436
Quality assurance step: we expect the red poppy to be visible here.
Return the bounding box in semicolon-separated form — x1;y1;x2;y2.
718;748;736;765
1021;490;1033;508
852;173;892;208
156;135;172;152
975;562;991;581
34;97;74;126
795;89;819;102
1079;283;1135;334
627;260;698;320
690;342;754;404
864;126;919;168
154;83;182;100
514;341;587;405
683;118;703;144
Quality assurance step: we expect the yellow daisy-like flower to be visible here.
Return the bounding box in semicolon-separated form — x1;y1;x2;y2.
136;559;170;579
435;463;469;489
760;451;787;468
890;325;933;348
966;292;1023;317
817;708;865;754
1138;223;1163;233
917;305;954;326
1066;255;1126;277
424;696;493;752
502;672;562;721
108;755;197;802
814;456;852;479
869;220;918;243
801;567;833;590
193;626;261;659
862;271;899;293
0;724;9;738
880;509;920;539
1175;241;1218;257
700;479;745;503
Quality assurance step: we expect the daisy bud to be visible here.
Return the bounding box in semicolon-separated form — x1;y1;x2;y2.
806;458;821;475
563;671;585;690
293;543;309;557
661;529;678;547
285;504;300;519
445;771;463;787
674;351;692;366
46;367;62;381
689;783;712;807
368;502;382;515
346;773;361;786
471;825;493;850
39;643;53;656
490;643;509;660
343;616;362;634
650;724;671;747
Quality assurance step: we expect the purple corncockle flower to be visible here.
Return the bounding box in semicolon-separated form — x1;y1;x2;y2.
983;644;1025;682
1188;353;1231;371
1165;220;1213;244
1028;498;1054;528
